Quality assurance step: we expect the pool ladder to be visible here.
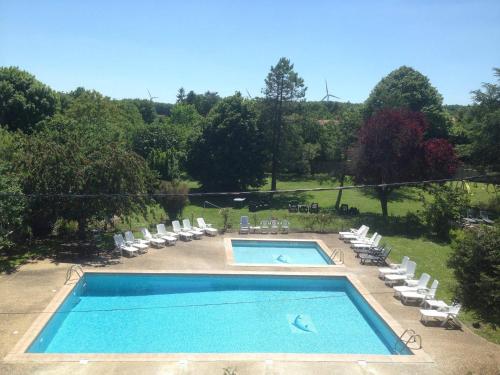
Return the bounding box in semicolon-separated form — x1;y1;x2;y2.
65;265;83;284
395;329;422;353
329;248;344;264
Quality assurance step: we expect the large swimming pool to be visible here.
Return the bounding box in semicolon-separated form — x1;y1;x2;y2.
230;240;334;265
27;273;411;355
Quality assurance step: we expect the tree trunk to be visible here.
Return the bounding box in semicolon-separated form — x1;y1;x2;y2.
377;187;389;218
77;217;87;240
334;173;345;210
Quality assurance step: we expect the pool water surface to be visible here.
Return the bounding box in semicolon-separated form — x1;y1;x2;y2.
28;273;411;355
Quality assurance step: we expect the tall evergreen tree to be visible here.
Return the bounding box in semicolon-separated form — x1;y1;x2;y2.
263;58;306;190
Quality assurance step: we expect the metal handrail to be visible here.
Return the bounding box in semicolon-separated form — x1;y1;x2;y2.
329;248;344;264
395;329;422;353
203;200;222;209
65;265;83;284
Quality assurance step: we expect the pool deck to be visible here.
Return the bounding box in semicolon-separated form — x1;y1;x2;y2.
1;232;499;374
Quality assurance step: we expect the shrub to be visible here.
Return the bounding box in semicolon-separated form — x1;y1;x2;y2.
448;225;500;326
156;181;189;221
422;184;470;239
219;208;230;232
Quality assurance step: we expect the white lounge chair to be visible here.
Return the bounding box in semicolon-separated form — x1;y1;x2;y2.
350;231;377;244
182;219;204;239
378;256;410;279
393;273;431;298
340;225;369;241
384;261;417;286
196;218;217;236
281;219;289;234
352;235;382;256
172;220;194;241
420;304;462;327
141;228;168;247
113;234;139;257
239;216;250;234
124;231;149;253
156;223;179;240
270;219;279;234
339;225;365;238
401;280;439;305
260;220;269;234
480;211;494;225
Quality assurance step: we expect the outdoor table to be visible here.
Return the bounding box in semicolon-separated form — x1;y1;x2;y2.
233;197;246;208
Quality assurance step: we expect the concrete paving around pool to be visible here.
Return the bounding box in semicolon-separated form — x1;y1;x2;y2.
0;233;499;374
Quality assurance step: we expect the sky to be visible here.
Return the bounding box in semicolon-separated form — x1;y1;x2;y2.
1;0;499;105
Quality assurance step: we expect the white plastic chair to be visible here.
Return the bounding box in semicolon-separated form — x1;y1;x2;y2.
172;220;194;241
182;219;204;239
141;228;168;247
124;231;149;253
420;303;461;327
378;256;410;279
196;218;217;236
393;273;431;298
384;261;417;286
113;234;139;257
401;279;439;305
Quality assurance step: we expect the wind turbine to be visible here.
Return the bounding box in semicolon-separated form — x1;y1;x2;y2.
245;89;253;99
321;80;341;101
146;89;158;102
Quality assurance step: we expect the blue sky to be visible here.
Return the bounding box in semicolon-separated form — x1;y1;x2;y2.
1;0;499;104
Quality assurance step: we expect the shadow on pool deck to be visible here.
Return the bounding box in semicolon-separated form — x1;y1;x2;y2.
0;232;499;375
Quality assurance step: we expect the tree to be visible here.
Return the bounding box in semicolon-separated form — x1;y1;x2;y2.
354;108;458;217
184;90;221;116
155;181;189;221
448;225;500;326
466;68;500;172
15;105;156;240
186;93;266;191
176;87;186;103
263;58;306;190
422;185;470;239
0;66;58;132
122;99;156;124
364;66;450;138
132;121;183;180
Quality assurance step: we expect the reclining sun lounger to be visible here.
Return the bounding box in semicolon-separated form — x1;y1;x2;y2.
113;234;139;257
384;261;416;286
420;303;461;327
393;273;431;298
401;280;439;305
172;220;194;240
378;256;410;279
196;217;218;236
182;219;204;239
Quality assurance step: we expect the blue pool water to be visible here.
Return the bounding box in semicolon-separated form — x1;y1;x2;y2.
28;274;411;355
232;240;333;265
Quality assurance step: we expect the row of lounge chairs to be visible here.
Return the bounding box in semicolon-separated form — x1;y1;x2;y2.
113;218;217;257
463;209;495;226
340;225;390;264
378;256;462;327
239;216;289;234
339;225;462;328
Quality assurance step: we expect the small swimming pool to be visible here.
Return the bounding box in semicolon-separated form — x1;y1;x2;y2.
27;273;411;355
230;239;334;265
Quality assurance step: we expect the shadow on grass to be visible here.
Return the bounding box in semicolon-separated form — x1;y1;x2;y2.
359;187;421;203
343;212;430;240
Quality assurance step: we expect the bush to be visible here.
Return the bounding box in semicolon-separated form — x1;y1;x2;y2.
422;184;470;239
448;225;500;326
155;181;189;221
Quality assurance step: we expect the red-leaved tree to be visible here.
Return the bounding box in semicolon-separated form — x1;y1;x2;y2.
354;108;458;217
